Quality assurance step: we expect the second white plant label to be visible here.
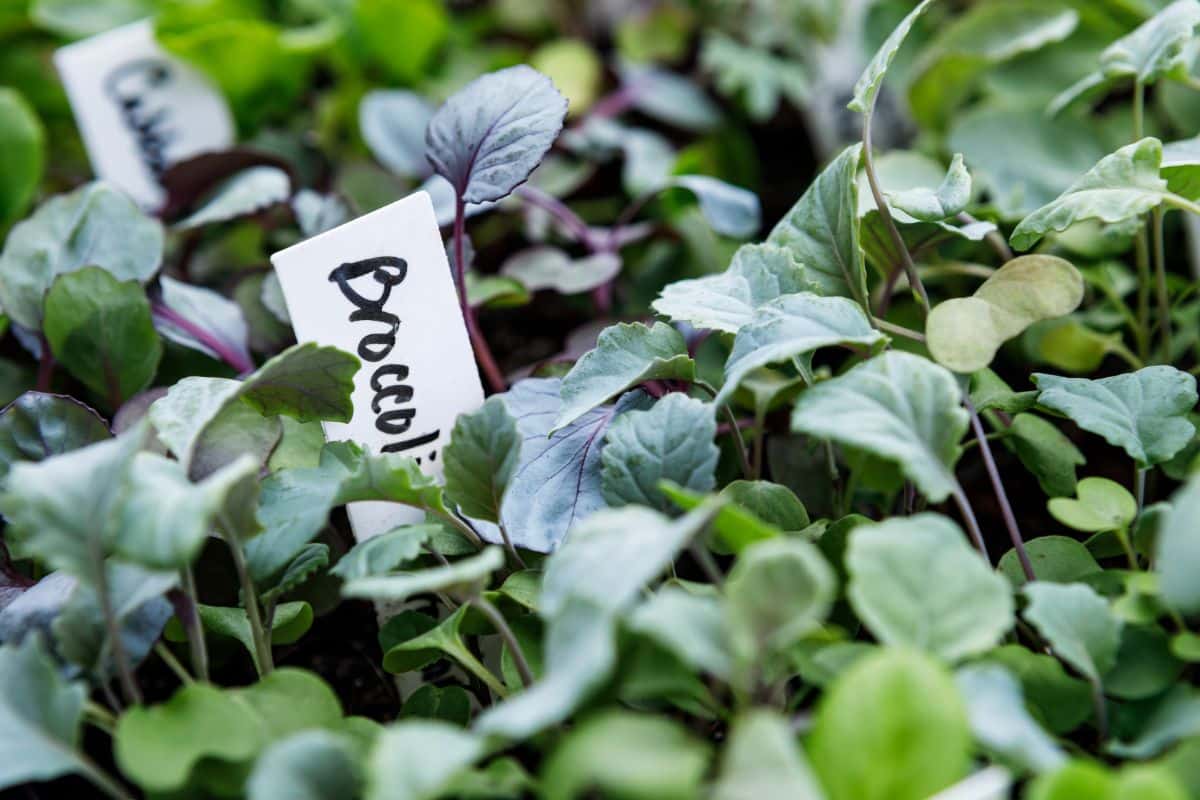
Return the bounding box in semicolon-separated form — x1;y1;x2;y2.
270;190;486;540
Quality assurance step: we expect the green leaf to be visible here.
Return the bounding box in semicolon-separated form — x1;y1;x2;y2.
330;524;438;582
1100;0;1200;84
666;175;761;238
1158;474;1200;614
700;32;810;121
660;482;782;554
500;247;620;296
846;514;1014;661
725;538;836;666
721;481;809;531
768;144;868;307
1105;624;1185;701
998;536;1101;588
427;65;567;204
1023;582;1122;683
809;648;971;800
712;710;825;800
154;275;253;371
443;397;520;523
1108;685;1200;759
1010;139;1171;251
343;547;504;602
541;711;710;800
0;182;163;330
43;267;161;407
627;586;731;680
360;89;434;179
198;602;314;671
554;322;693;431
791;352;968;502
601;393;718;512
955;664;1066;774
1048;477;1137;533
0;88;43;227
31;0;154;36
652;243;815;334
717;293;885;405
260;544;329;606
176;167;291;230
364;721;482;800
926;255;1083;374
350;0;448;84
0;392;109;483
982;645;1092;735
1033;366;1197;467
1005;412;1085;498
886;153;971;221
847;0;934;114
246;730;362;800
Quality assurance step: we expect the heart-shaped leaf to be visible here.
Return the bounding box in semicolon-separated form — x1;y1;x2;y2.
1048;477;1137;533
601;393;718;512
847;514;1014;661
1033;366;1197;467
0;182;163;330
792;352;968;502
425;65;568;204
554;322;693;432
652;243;814;334
926;255;1083;373
717;293;885;405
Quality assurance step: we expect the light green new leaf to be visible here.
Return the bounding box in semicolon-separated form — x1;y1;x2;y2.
554;322;693;431
1100;0;1200;83
810;648;971;800
247;731;362;800
848;0;934;114
342;547;503;602
43;267;162;407
443;397;520;523
601;393;718;511
0;88;44;227
1161;137;1200;200
886;153;970;221
1023;582;1122;682
712;711;825;800
652;243;815;334
768;144;868;307
955;664;1066;775
1033;366;1197;467
791;352;968;502
1010;139;1172;251
847;514;1014;662
0;636;90;793
365;721;482;800
1158;474;1200;614
0;182;163;330
1048;477;1136;533
726;537;836;668
927;255;1083;373
541;711;711;800
717;293;885;405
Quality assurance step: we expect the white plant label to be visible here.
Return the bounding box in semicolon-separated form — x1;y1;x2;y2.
54;20;235;210
271;190;485;540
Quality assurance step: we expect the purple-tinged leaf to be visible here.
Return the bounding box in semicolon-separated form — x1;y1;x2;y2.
153;276;254;374
0;392;110;483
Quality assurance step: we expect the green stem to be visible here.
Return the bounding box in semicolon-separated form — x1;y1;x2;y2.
695;379;753;478
871;316;926;343
80;756;136;800
94;556;141;705
1114;526;1139;571
1132;80;1152;363
470;595;534;688
751;409;766;481
446;641;508;698
436;510;485;550
154;642;194;685
220;520;273;675
1152;206;1172;362
1135;467;1148;510
84;699;116;734
179;566;209;682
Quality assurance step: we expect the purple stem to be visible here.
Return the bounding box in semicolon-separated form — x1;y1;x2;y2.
152;303;255;375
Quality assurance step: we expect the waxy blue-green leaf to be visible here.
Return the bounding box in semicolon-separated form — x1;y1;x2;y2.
426;65;568;204
791;352;968;502
847;0;934;114
652;243;814;334
1023;582;1122;683
343;547;503;602
330;525;438;582
43;267;162;407
667;175;760;238
1157;474;1200;614
360;90;435;179
620;63;722;132
1161;137;1200;200
847;514;1014;662
810;648;971;800
176;167;291;230
500;247;621;296
712;711;825;800
1033;366;1197;467
554;322;692;432
0;182;162;330
365;721;482;800
601;393;718;512
1099;0;1200;83
443;397;520;523
0;636;91;793
768;144;868;307
247;730;362;800
0;392;109;483
885;153;970;222
701;32;811;121
926;255;1083;373
717;293;885;405
1010;139;1173;251
628;586;731;680
955;664;1066;774
154;275;253;372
